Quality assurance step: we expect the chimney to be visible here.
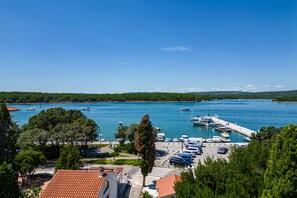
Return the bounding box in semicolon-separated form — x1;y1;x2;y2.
99;166;105;177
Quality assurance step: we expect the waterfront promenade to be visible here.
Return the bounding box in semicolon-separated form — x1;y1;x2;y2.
211;116;257;137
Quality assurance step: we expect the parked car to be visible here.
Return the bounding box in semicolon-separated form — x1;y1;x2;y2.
165;138;172;142
184;147;201;155
217;147;228;154
182;150;196;157
169;156;192;167
186;145;203;153
177;153;194;162
173;138;179;142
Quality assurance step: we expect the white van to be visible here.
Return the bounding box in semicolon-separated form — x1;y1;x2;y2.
188;138;203;146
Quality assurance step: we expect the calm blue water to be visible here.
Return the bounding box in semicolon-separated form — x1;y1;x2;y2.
9;100;297;142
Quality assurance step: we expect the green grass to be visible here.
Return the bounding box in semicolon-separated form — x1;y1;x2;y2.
87;159;142;166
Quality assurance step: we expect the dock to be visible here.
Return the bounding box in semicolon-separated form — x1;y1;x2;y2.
211;116;256;137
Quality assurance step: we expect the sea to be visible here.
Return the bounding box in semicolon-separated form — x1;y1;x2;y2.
9;100;297;142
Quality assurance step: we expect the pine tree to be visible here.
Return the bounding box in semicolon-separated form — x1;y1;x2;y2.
134;114;156;187
0;162;19;198
56;145;81;170
0;103;19;165
262;125;297;198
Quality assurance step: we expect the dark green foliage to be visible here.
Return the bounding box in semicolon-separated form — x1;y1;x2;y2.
135;114;156;186
140;191;153;198
56;145;82;170
114;125;128;146
0;92;207;103
114;143;137;154
0;162;19;198
14;150;46;184
175;126;283;198
87;159;142;166
262;125;297;198
0;103;20;165
126;123;138;143
18;108;99;159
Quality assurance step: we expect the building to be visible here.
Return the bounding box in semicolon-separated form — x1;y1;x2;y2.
39;167;122;198
156;174;181;198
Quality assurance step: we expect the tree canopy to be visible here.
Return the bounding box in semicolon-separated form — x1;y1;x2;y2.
14;150;46;184
174;126;285;198
18;108;99;149
135;114;156;186
0;103;20;165
0;162;19;198
56;145;82;170
262;125;297;198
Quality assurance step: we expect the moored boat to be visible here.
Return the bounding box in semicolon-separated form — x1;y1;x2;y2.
26;107;36;111
180;107;190;111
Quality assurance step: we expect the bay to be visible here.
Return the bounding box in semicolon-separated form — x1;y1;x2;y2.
9;100;297;142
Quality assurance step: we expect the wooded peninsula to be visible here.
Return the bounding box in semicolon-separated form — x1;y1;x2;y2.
0;90;297;103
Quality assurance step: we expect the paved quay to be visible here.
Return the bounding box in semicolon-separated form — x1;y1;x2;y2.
211;116;257;137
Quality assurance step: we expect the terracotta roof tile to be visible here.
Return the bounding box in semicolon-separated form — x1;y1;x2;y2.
39;170;105;198
156;174;181;198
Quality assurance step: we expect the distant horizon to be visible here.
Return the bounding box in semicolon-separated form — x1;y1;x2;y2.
1;89;297;95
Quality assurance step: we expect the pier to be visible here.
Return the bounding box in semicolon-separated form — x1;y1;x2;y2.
211;116;257;137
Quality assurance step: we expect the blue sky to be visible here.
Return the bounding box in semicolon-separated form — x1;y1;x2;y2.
0;0;296;93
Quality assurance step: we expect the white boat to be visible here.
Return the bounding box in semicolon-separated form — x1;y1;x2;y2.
212;136;221;143
180;108;190;111
155;127;161;131
221;132;230;138
205;138;213;143
244;137;252;142
191;116;214;126
180;134;188;142
221;137;231;142
26;107;36;111
98;134;105;142
81;107;90;111
157;133;166;142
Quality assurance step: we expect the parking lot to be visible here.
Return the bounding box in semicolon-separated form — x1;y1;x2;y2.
155;142;233;169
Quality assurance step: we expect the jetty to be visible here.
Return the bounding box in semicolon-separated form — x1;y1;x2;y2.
211;116;256;137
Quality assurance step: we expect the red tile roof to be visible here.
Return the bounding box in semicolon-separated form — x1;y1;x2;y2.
156;174;181;198
39;170;105;198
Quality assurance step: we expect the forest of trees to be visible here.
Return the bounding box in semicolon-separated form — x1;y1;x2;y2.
0;92;207;103
1;90;297;103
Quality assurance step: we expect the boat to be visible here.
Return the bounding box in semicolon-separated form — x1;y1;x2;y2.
221;137;231;142
213;126;232;132
81;107;90;111
157;133;166;142
205;138;213;143
180;134;188;142
191;116;213;126
212;136;221;143
26;107;36;111
180;108;190;111
155;127;161;131
221;132;230;138
244;137;252;142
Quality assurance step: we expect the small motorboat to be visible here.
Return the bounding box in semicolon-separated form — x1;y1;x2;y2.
244;137;252;142
221;132;230;138
212;136;222;143
180;108;190;111
81;107;91;111
205;138;213;143
221;137;231;142
26;107;37;111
